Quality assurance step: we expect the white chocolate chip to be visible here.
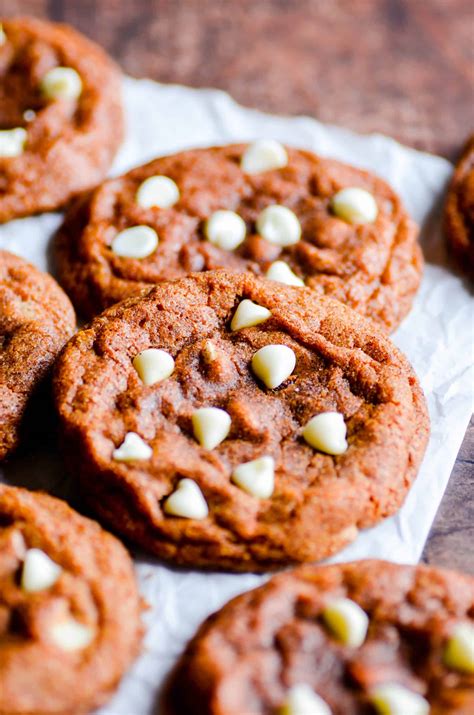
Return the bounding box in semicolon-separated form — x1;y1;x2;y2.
111;225;158;259
251;344;296;389
232;456;274;498
49;617;94;652
322;597;369;647
256;205;301;247
205;210;246;251
266;261;304;287
443;622;474;674
0;128;27;158
136;175;180;209
202;340;218;363
230;299;272;331
133;348;174;386
192;407;231;450
331;187;378;224
21;548;62;593
23;109;36;122
164;478;209;520
302;412;348;455
280;684;332;715
41;67;82;101
241;139;288;174
0;24;6;45
370;683;429;715
113;432;152;461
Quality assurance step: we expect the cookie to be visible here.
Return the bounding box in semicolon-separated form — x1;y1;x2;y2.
0;250;75;460
444;134;474;276
0;17;123;221
168;560;474;715
54;141;422;331
0;484;142;714
53;270;429;572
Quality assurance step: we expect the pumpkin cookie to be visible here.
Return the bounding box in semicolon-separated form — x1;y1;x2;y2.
168;560;474;715
444;134;474;277
0;484;142;715
55;142;422;330
0;17;123;221
54;271;429;572
0;250;75;460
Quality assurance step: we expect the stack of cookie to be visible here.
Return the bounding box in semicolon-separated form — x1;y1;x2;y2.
0;17;472;715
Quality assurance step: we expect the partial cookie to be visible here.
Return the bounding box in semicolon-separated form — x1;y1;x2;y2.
168;560;474;715
0;484;142;714
54;271;429;572
444;134;474;276
0;17;123;221
55;142;422;331
0;250;75;460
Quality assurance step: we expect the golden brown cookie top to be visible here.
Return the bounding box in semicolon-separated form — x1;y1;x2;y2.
444;134;474;277
0;485;142;714
0;17;123;221
55;142;422;331
54;271;429;571
0;250;75;460
169;559;474;715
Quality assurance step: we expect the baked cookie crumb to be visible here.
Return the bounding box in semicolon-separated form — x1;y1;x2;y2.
0;17;123;220
54;270;429;571
55;142;422;330
168;560;474;715
0;484;142;714
0;250;75;460
444;134;474;277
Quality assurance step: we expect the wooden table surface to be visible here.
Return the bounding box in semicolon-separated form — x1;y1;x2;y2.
3;0;473;572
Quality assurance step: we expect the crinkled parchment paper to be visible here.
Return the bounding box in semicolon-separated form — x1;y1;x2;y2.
0;78;472;714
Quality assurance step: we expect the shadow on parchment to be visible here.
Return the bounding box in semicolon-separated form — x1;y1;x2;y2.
418;181;473;296
0;377;81;507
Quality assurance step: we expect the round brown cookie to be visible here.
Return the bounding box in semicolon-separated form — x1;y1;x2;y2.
0;17;123;221
167;560;474;715
444;134;474;277
0;250;76;461
0;484;142;715
54;142;422;331
53;270;429;572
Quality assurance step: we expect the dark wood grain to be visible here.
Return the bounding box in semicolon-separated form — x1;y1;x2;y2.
422;417;473;574
1;0;473;571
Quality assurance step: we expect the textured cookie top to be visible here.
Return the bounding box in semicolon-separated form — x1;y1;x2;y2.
0;250;75;460
54;271;429;571
444;134;474;276
0;17;123;221
0;485;142;714
169;560;474;715
55;142;422;331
